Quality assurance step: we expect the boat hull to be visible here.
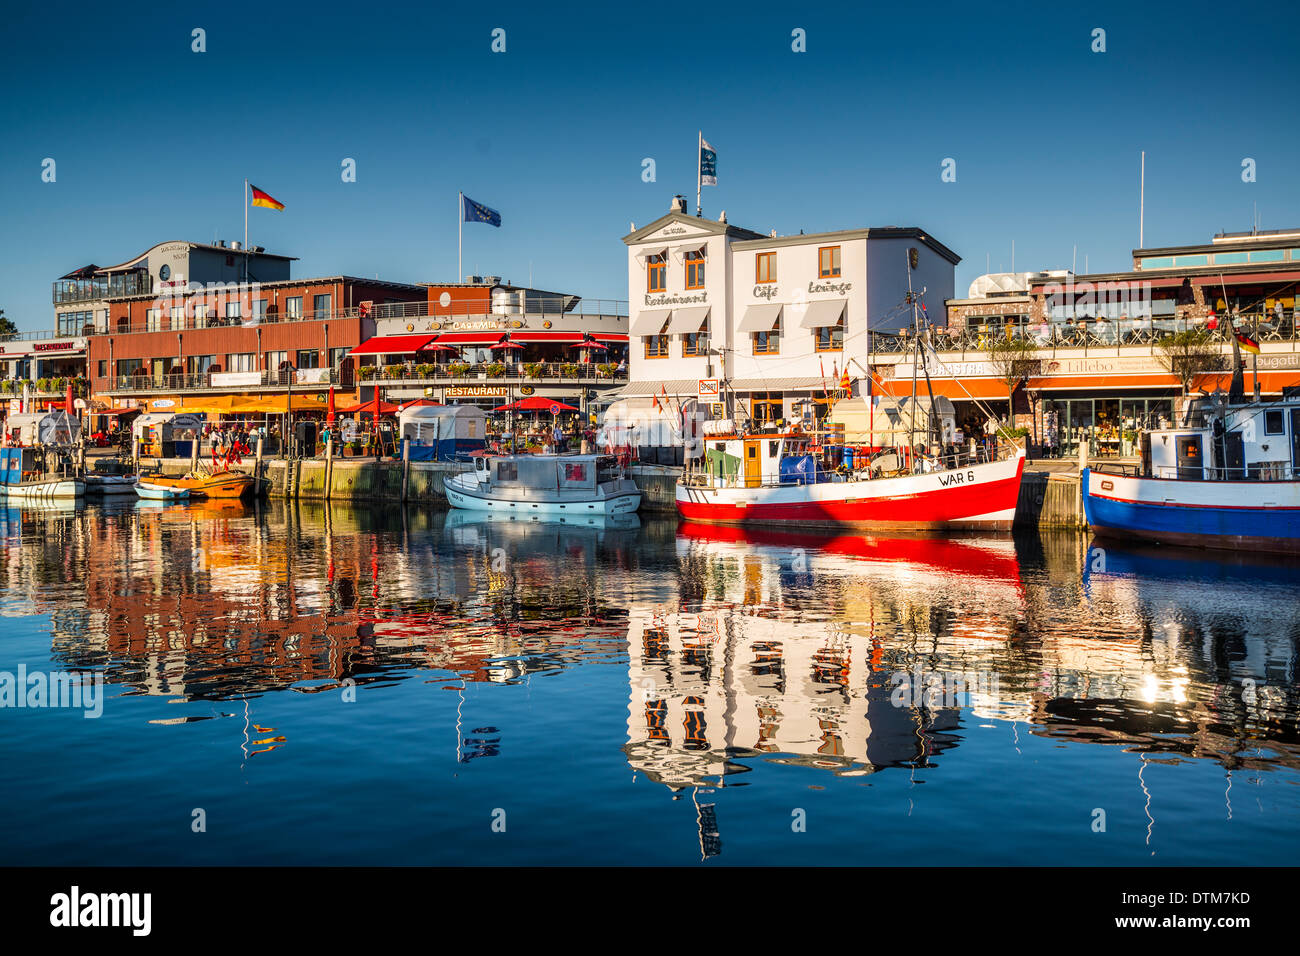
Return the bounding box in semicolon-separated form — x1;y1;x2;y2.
1083;467;1300;554
86;475;138;495
138;471;254;499
135;482;190;500
444;475;642;517
675;452;1025;531
1;478;85;499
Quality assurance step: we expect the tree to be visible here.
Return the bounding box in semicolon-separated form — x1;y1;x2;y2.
1156;328;1223;395
987;336;1039;411
0;309;16;337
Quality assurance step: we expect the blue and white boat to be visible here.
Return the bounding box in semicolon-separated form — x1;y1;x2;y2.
1083;392;1300;554
134;481;190;501
444;453;641;517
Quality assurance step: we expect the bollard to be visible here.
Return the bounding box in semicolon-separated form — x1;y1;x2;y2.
325;437;334;502
190;438;199;474
401;437;410;502
132;437;139;474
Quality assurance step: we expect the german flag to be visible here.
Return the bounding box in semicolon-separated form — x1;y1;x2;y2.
249;184;284;210
1235;329;1261;354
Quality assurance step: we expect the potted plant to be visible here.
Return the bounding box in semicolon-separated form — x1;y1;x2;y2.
36;377;50;393
0;380;12;395
383;365;403;380
523;362;543;379
487;362;506;378
561;363;579;379
596;363;613;378
358;365;375;380
416;363;434;377
448;361;470;377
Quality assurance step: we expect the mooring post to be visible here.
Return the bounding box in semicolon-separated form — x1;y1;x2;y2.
325;437;334;502
401;437;410;502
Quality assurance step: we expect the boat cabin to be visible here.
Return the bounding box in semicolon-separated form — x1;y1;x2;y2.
699;433;820;487
472;453;622;491
1146;396;1300;480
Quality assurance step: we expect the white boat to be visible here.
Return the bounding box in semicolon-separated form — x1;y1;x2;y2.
135;481;190;501
0;448;84;499
86;474;138;495
444;453;642;517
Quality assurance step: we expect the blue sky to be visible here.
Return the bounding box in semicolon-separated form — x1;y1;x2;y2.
2;0;1297;331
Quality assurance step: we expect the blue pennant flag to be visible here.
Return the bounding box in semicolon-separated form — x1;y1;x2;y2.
462;194;501;227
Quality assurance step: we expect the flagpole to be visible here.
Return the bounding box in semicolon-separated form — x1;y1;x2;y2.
244;179;249;283
458;191;463;282
695;131;702;217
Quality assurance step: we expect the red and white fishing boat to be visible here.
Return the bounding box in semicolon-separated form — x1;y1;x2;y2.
675;429;1024;531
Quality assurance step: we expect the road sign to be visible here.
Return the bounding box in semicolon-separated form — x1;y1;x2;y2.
549;403;561;415
698;378;720;400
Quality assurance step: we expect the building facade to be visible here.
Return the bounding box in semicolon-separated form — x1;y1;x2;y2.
621;196;959;428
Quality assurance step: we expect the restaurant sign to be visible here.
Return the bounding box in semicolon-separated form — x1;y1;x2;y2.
445;385;508;398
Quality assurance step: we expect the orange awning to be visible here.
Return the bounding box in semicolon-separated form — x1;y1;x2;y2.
1193;371;1300;394
880;378;1011;400
1026;373;1180;391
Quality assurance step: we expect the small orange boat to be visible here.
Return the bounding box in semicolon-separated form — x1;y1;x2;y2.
138;469;256;499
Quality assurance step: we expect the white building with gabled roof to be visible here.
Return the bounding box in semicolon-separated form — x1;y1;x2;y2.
619;195;960;432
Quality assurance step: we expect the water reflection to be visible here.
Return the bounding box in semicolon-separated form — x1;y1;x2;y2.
2;499;1298;863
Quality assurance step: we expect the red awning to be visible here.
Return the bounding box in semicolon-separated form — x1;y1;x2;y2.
350;334;437;356
430;332;507;346
96;407;140;416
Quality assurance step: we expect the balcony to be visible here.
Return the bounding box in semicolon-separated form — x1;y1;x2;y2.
872;311;1300;358
358;360;627;388
88;298;629;336
100;368;345;394
52;273;151;305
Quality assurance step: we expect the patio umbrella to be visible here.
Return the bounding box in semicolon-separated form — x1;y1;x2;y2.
65;380;75;415
567;338;608;351
494;396;579;412
490;339;524;351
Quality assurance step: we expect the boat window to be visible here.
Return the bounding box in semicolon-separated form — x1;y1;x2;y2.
769;441;779;457
564;463;588;482
1178;437;1200;460
1265;410;1285;435
496;461;518;481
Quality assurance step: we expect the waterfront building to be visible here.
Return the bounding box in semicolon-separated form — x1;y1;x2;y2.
617;196;959;433
354;275;628;412
925;229;1300;456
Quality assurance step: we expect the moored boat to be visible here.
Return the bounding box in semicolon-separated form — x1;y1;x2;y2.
86;474;138;495
135;481;190;501
0;447;84;499
676;430;1024;531
136;468;256;499
1084;392;1300;554
444;453;642;516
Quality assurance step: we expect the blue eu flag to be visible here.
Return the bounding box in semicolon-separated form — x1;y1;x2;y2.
462;194;501;227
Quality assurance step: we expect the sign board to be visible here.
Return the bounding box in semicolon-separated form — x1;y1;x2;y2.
294;367;331;385
698;378;720;400
150;398;176;409
549;403;562;415
210;371;261;387
445;385;508;398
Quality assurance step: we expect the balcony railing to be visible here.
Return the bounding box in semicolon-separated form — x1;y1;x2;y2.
872;312;1300;358
77;298;629;337
52;273;151;305
358;361;627;385
101;369;345;393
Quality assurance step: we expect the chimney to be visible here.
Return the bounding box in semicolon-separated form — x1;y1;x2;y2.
718;210;727;223
670;195;687;214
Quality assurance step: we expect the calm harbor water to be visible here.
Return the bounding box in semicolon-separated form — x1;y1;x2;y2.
1;498;1298;866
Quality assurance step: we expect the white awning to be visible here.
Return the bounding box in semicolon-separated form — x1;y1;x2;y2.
670;242;706;262
737;303;783;333
630;309;671;336
797;298;846;329
667;305;711;334
635;246;668;261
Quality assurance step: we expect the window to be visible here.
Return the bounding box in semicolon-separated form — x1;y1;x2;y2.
644;335;669;358
496;461;518;482
647;255;666;293
225;300;242;321
226;352;255;372
329;347;349;368
97;360;106;377
266;350;287;371
297;349;320;369
251;299;267;321
753;320;781;354
685;250;705;289
818;246;841;278
756;252;777;283
146;308;162;332
563;463;588;481
313;294;332;318
115;358;143;377
187;355;214;375
683;331;710;356
285;296;303;319
752;393;782;422
815;318;845;351
1265;409;1285;435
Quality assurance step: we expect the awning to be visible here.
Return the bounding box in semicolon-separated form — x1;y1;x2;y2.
1026;374;1180;391
668;305;711;334
95;407;139;417
737;303;783;333
670;242;706;261
636;246;668;261
630;309;671;336
350;334;436;356
429;332;506;346
797;298;846;329
881;378;1013;400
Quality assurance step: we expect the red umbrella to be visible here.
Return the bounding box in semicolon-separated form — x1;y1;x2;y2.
65;381;75;415
495;396;579;412
423;344;461;352
490;340;524;351
326;386;336;424
567;338;608;351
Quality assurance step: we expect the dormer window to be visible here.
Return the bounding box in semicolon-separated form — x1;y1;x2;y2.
647;254;666;293
685;250;706;289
